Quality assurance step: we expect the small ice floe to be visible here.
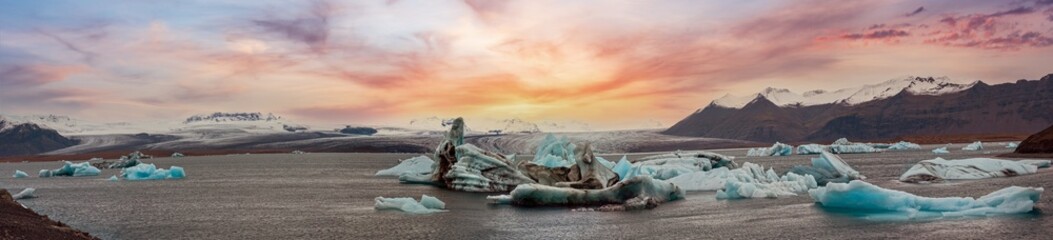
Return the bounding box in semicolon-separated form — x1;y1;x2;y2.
171;152;185;157
809;180;1042;220
39;161;101;177
899;158;1047;183
1006;142;1019;149
374;195;446;214
121;164;186;180
932;147;950;154
887;141;922;150
796;144;828;155
375;155;434;177
13;188;36;200
487;175;683;211
746;142;793;157
291;150;306;154
12;170;28;178
108;175;119;182
961;141;983;151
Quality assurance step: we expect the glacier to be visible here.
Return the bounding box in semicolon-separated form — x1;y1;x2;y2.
375;155;434;177
888;141;922;150
810;180;1042;220
121;164;186;180
788;151;866;186
12;170;28;178
899;158;1044;183
374;195;446;214
796;144;827;155
747;142;793;156
962;141;983;151
13;188;36;200
932;147;949;154
39;161;101;177
487;175;684;211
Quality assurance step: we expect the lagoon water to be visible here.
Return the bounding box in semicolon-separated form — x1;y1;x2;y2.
2;144;1051;239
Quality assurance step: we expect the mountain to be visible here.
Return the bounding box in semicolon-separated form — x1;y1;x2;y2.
0;117;79;157
1015;124;1053;154
665;74;1053;142
1;114;149;135
179;112;307;133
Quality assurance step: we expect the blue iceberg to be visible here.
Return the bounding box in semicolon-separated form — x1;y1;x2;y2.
810;180;1042;220
375;155;434;177
899;158;1043;183
789;151;866;186
12;170;28;178
39;161;101;177
374;195;446;214
532;134;577;168
121;163;186;180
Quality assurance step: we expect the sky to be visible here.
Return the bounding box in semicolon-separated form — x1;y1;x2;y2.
2;0;1053;130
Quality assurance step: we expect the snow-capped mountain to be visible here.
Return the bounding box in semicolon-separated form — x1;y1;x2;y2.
0;116;80;157
711;76;978;109
184;112;281;123
0;114;151;135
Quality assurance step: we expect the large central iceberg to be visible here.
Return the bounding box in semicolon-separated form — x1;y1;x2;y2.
810;180;1043;220
899;158;1049;183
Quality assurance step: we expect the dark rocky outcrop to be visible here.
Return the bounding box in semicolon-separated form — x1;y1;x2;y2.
1015;124;1053;154
0;120;79;157
338;126;378;135
0;189;99;240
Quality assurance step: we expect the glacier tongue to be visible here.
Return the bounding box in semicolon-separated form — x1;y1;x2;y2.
810;180;1042;220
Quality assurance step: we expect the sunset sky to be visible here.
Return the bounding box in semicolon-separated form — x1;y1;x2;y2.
2;0;1053;129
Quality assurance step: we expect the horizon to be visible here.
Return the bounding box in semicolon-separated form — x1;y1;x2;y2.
3;0;1053;130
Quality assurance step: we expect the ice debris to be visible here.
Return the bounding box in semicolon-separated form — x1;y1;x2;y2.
12;170;28;178
747;142;793;157
796;144;828;155
932;147;949;154
962;141;983;151
888;141;922;150
374;195;446;214
487;175;684;211
715;162;817;199
121;163;186;180
13;188;35;200
532;134;577;168
375;155;435;177
171;152;185;157
107;151;146;169
789;151;866;186
829;143;880;154
39;161;101;177
810;180;1042;220
899;158;1044;183
1006;142;1019;149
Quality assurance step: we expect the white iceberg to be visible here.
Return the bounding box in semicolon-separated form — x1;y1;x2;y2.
1006;142;1019;149
746;142;793;156
796;144;827;155
487;175;684;211
375;155;435;177
789;151;866;186
829;144;880;154
666;167;734;191
810;180;1042;220
108;175;119;182
121;163;186;180
888;141;922;150
171;152;185;157
714;162;818;199
39;161;101;177
899;158;1042;183
374;195;446;214
532;134;577;168
932;147;949;154
12;170;28;178
832;138;852;145
13;188;36;200
962;141;983;151
1020;160;1052;169
614;151;735;181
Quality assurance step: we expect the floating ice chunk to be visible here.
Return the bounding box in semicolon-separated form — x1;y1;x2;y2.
121;163;186;180
108;151;145;169
441;144;536;192
12;170;28;178
1006;142;1019;149
375;155;435;177
789;151;865;186
13;188;35;200
962;141;983;151
747;142;793;156
829;144;880;154
108;175;119;182
532;134;577;168
487;175;683;211
374;195;446;214
888;141;922;150
171;152;185;157
717;172;816;199
899;158;1041;183
809;180;1042;220
39;161;101;177
666;167;732;191
796;144;827;155
1020;160;1051;168
550;144;620;189
291;150;307;154
932;147;949;154
832;138;852;145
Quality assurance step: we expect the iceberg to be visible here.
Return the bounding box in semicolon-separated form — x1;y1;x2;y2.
1020;160;1052;169
108;151;146;169
39;161;101;177
888;141;922;150
171;152;185;157
12;170;28;178
121;163;186;180
932;147;949;154
108;175;119;182
810;180;1042;220
789;151;866;186
13;188;35;200
746;142;793;156
899;158;1042;183
594;156;617;169
714;162;818;199
549;144;619;189
613;150;735;181
1006;142;1019;149
796;144;828;155
487;175;684;211
375;155;435;177
666;167;734;191
374;195;446;214
962;141;983;151
829;144;880;154
532;134;577;168
832;138;852;145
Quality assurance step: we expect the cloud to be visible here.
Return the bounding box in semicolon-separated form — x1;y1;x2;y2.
250;0;341;54
841;29;910;40
906;6;925;17
0;64;94;112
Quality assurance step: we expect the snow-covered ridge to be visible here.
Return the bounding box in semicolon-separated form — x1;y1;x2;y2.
0;114;149;135
710;76;979;109
184;112;281;124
